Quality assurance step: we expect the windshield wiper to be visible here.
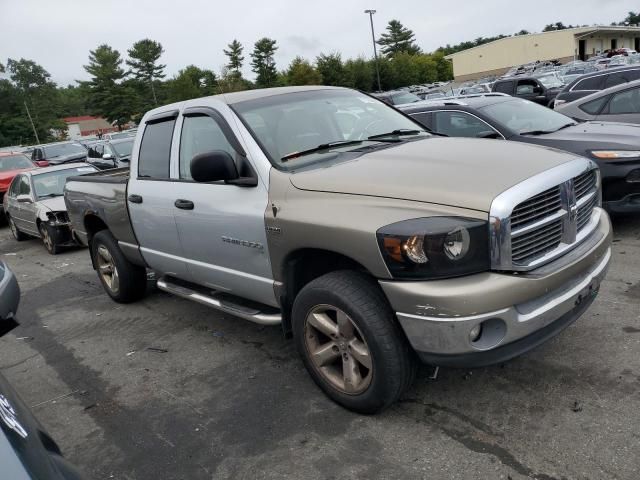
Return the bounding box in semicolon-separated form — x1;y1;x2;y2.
521;123;576;136
367;129;424;140
281;140;364;162
40;193;62;198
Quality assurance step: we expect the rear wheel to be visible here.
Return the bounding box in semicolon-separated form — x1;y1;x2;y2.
292;270;416;414
39;223;60;255
91;230;147;303
8;216;28;241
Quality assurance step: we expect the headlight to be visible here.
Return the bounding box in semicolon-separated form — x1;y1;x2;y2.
46;211;70;224
591;150;640;161
376;217;490;279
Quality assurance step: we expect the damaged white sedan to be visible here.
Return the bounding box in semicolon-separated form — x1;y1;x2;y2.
5;164;97;254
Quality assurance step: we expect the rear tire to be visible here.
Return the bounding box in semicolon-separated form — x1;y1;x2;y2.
292;270;416;414
8;216;28;241
91;230;147;303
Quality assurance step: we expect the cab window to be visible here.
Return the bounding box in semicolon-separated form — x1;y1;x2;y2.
179;115;236;180
138;118;176;179
493;81;514;94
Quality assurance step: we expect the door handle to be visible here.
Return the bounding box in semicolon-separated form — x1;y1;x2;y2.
174;199;194;210
128;194;143;204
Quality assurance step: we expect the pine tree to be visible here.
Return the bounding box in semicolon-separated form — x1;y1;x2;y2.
251;38;278;88
126;39;166;105
377;20;421;57
224;40;244;75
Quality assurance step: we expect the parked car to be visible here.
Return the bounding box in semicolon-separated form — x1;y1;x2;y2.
0;278;84;479
492;76;561;107
556;79;640;124
6;164;98;254
371;90;423;106
85;138;134;170
31;142;87;166
401;95;640;213
64;86;611;413
554;66;640;108
0;152;38;216
102;131;136;141
0;261;20;324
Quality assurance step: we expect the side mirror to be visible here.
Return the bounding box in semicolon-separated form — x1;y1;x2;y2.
102;153;114;160
190;150;239;183
17;195;32;204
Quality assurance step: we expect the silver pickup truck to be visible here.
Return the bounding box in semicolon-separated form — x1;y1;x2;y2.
64;86;612;413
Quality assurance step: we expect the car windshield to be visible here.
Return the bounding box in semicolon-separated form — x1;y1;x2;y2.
112;139;134;157
109;132;133;140
482;99;576;134
536;74;565;88
32;166;97;198
44;143;86;158
233;89;428;170
0;154;33;171
390;92;421;104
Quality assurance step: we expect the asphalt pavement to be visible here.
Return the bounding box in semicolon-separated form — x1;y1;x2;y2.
0;216;639;480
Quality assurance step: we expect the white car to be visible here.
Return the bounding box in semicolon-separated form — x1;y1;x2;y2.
5;163;98;254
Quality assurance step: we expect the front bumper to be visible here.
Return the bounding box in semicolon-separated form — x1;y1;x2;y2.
380;211;612;368
0;261;20;321
601;163;640;212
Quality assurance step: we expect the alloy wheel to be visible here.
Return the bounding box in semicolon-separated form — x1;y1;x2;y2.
40;225;53;252
304;304;373;395
96;245;120;294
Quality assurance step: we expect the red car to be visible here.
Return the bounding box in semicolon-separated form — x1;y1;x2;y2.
0;152;46;214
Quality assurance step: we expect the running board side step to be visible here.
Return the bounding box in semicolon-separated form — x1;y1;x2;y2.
156;277;282;326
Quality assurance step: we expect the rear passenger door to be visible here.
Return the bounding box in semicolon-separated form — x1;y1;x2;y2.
171;104;276;307
127;112;190;279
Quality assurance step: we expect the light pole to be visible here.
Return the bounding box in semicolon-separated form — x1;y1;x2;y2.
365;9;382;92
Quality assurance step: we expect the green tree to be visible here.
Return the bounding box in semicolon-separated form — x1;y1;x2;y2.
83;44;133;129
218;67;252;93
377;20;421;57
224;39;245;75
251;38;279;88
166;65;219;102
126;38;166;106
316;52;345;86
285;57;322;86
343;57;373;91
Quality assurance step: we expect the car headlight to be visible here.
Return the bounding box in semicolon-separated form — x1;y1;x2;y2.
376;217;489;279
591;150;640;161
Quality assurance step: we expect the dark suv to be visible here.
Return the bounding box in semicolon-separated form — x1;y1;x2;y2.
553;66;640;108
492;76;562;107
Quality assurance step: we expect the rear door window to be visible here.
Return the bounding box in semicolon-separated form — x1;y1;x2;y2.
574;75;604;91
410;112;433;129
607;87;640;114
138;118;176;179
494;81;514;94
580;96;609;115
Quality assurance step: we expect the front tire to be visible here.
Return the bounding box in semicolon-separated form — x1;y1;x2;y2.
39;222;60;255
91;230;147;303
292;270;416;414
8;216;28;241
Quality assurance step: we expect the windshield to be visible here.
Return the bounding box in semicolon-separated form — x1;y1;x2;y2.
536;74;565;88
109;132;133;140
390;92;421;105
233;89;428;170
112;139;134;157
0;154;33;171
44;143;86;158
482;99;575;134
33;165;97;198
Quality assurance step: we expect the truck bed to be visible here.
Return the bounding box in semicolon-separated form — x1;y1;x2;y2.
64;167;139;252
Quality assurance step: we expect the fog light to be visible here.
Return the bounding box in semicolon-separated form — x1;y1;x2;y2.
469;324;483;342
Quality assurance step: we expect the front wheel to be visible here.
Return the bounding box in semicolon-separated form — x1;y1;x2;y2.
39;223;60;255
292;270;416;414
91;230;147;303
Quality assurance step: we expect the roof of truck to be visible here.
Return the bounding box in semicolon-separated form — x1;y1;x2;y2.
220;86;345;105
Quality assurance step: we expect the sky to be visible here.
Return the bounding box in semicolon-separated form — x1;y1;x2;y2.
0;0;637;86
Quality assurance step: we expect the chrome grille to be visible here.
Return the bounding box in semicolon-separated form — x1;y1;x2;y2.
489;160;601;272
510;186;562;230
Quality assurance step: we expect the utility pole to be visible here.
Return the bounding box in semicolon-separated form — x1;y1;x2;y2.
24;101;40;144
365;9;382;92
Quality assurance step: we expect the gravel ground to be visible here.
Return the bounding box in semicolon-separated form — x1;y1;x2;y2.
0;216;639;480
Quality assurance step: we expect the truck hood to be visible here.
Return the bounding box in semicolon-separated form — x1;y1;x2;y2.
289;138;579;212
